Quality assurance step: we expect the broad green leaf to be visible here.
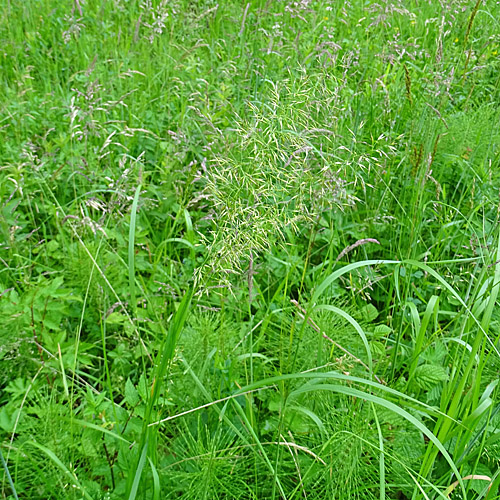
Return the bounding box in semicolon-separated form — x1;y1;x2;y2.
125;379;140;407
413;364;448;391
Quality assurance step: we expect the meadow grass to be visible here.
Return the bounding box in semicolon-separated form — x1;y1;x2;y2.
1;0;500;498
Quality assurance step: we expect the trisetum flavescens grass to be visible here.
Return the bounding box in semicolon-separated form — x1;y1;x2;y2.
1;0;500;499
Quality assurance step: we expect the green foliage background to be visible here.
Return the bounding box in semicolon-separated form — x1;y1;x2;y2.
1;0;500;498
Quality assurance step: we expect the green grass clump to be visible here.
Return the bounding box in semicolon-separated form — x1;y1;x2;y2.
1;0;500;499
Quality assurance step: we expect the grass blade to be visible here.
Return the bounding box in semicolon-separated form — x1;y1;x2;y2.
128;183;142;316
26;441;93;500
127;439;148;500
148;457;161;500
312;260;399;303
0;447;19;500
371;402;386;500
315;303;373;376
